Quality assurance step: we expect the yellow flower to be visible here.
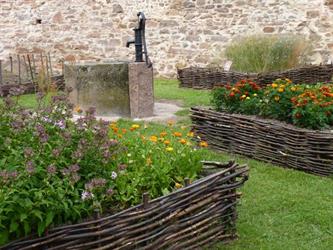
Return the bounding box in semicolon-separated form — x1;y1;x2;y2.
274;96;280;101
179;138;187;145
181;126;187;130
175;182;183;189
173;132;182;137
166;147;174;152
241;94;246;98
187;131;194;137
246;97;250;100
131;124;140;129
199;141;208;147
286;78;292;83
290;86;296;92
278;88;284;93
272;83;278;88
253;93;257;97
150;135;158;143
280;84;286;88
164;140;171;145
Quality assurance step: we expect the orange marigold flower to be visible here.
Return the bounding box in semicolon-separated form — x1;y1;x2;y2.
229;92;235;97
150;135;158;142
122;128;127;134
179;138;187;145
199;141;208;147
74;106;83;114
272;83;278;88
173;132;182;137
167;120;175;126
160;131;167;137
164;140;171;145
113;127;119;133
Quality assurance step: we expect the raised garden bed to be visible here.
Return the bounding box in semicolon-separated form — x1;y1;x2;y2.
2;161;248;250
191;107;333;176
178;64;333;89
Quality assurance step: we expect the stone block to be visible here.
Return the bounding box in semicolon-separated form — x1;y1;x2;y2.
129;63;154;118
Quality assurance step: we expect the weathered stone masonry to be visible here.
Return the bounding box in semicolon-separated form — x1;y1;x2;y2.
1;0;333;77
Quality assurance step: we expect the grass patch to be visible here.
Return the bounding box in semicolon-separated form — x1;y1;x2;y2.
154;79;211;107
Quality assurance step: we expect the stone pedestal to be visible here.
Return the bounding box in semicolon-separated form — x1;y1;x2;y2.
129;63;154;118
64;61;154;118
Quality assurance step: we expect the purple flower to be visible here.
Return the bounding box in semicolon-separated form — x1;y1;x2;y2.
118;164;127;171
69;164;80;173
86;178;107;189
26;161;35;174
70;173;81;184
106;188;114;196
111;171;117;180
47;164;57;175
61;168;70;176
24;148;34;158
72;150;83;159
36;92;45;100
52;148;61;157
55;120;66;129
81;191;94;201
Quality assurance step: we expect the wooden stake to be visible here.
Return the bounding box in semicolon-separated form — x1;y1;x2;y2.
142;193;149;209
48;52;53;76
32;54;36;76
17;55;21;85
27;54;34;82
9;56;13;73
22;55;30;80
0;60;3;85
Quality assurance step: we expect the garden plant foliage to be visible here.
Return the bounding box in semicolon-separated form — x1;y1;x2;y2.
212;79;333;130
0;88;207;244
225;34;311;73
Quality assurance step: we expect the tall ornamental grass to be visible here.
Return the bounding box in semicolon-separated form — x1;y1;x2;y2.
225;35;312;73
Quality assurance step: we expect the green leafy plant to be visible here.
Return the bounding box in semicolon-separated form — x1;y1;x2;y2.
225;34;312;73
0;90;208;244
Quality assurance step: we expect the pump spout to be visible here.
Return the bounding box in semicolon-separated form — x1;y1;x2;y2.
126;39;135;48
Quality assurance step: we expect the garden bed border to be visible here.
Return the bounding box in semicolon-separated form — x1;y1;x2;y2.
191;107;333;176
2;161;248;250
178;64;333;89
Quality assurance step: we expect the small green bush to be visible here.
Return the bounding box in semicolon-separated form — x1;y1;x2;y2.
225;34;312;73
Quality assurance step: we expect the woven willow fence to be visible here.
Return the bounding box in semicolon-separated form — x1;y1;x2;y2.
178;64;333;89
191;107;333;176
2;161;249;250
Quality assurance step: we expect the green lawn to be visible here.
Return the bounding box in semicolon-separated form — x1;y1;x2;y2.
7;79;333;249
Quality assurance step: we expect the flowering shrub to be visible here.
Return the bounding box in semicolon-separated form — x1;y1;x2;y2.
211;79;333;130
212;80;263;115
0;91;208;244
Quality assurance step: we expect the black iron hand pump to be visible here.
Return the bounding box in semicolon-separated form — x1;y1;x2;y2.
126;12;152;67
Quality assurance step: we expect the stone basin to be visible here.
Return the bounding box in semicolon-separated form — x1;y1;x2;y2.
64;61;154;118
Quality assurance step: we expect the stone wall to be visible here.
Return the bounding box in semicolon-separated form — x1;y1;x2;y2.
1;0;333;77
